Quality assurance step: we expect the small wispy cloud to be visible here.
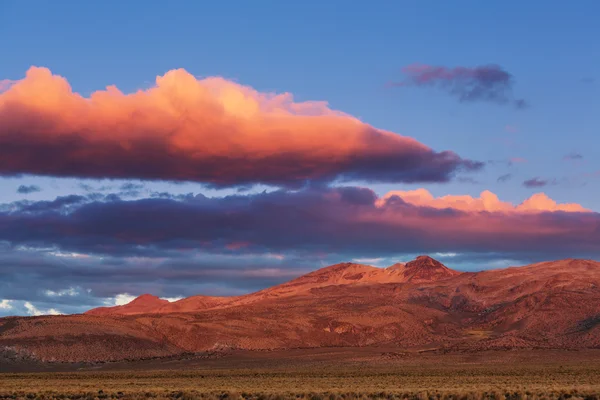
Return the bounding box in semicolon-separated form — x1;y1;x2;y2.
0;299;12;310
352;257;384;265
24;302;62;316
17;184;41;194
563;152;583;162
523;177;557;188
497;173;512;183
45;287;79;297
162;297;183;303
393;64;528;109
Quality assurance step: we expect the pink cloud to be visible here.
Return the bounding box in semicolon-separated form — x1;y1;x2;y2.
0;67;481;187
377;189;589;213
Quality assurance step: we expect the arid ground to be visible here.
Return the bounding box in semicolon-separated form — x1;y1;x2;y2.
2;348;600;400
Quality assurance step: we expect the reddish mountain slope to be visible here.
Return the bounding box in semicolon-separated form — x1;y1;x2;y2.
401;255;462;283
87;256;462;316
1;256;599;362
86;294;170;316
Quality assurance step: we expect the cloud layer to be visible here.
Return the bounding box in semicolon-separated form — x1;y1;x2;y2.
1;187;596;259
395;64;527;108
1;186;598;316
0;67;481;187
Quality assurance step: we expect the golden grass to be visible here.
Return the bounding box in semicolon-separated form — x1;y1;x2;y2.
2;349;600;400
2;365;600;400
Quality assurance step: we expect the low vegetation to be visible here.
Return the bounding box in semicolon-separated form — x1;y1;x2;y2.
0;390;599;400
2;364;600;400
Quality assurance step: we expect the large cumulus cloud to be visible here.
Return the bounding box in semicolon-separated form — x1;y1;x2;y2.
0;67;481;187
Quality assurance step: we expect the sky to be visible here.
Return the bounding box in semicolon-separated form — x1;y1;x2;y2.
0;0;599;316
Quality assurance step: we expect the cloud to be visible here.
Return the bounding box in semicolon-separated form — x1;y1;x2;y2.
24;301;63;316
0;67;481;187
564;152;583;161
78;183;112;192
523;177;551;188
162;296;183;303
17;184;41;194
352;257;385;265
497;173;512;183
119;182;145;191
0;187;595;262
376;189;588;213
112;293;136;306
394;64;528;109
45;287;79;297
0;299;12;310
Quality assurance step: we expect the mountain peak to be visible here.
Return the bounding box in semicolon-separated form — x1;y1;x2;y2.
406;255;444;268
402;255;461;283
85;294;169;316
129;294;166;305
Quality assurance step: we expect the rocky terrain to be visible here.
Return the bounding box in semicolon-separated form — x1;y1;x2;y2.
1;256;600;362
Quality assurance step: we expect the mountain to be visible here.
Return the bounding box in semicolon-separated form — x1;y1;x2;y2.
86;294;232;316
87;255;461;316
1;256;600;363
401;255;462;283
86;294;169;316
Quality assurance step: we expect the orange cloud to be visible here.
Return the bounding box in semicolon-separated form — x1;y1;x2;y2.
377;189;589;213
0;67;481;187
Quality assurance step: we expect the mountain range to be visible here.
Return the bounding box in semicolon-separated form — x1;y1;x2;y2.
1;256;600;363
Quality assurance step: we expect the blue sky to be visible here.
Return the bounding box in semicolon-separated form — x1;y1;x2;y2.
0;1;599;316
2;0;598;206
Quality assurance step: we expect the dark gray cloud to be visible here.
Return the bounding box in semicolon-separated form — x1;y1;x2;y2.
523;177;556;188
0;187;597;260
16;184;41;194
497;173;512;183
564;152;584;161
394;64;528;109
